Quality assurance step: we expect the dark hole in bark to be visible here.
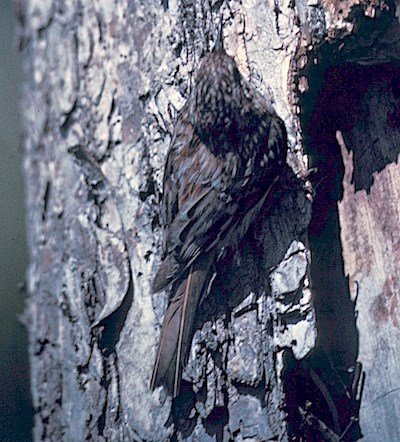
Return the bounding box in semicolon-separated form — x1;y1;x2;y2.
42;180;51;222
97;271;134;356
170;381;197;437
285;4;400;440
203;405;229;441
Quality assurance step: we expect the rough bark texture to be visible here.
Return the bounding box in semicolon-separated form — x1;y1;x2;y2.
20;0;399;440
295;0;400;440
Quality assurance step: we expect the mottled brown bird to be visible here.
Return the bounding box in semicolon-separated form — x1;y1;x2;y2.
151;43;288;397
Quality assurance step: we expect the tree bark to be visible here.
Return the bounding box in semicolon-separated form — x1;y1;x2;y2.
20;0;400;440
295;1;400;439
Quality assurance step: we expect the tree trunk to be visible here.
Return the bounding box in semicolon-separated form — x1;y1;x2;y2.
20;0;399;440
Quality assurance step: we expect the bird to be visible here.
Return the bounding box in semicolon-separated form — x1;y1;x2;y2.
150;38;288;398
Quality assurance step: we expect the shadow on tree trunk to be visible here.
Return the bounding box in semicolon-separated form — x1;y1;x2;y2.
289;3;400;439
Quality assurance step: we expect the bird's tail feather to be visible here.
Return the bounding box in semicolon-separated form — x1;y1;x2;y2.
151;255;212;397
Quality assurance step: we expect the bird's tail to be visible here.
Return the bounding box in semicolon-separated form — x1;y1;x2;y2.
151;255;212;397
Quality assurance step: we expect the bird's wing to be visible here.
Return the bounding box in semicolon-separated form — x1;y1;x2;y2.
154;134;246;292
154;110;286;293
176;112;288;260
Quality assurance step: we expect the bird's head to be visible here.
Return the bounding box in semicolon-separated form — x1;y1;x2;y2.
190;48;246;150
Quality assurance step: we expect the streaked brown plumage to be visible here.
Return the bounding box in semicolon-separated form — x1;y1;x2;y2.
151;45;287;397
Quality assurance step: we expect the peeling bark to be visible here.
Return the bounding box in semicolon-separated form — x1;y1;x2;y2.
295;0;400;440
21;0;400;440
